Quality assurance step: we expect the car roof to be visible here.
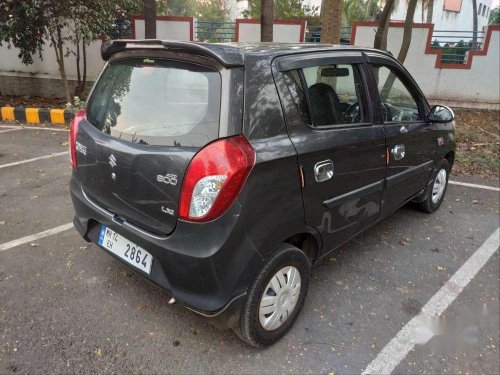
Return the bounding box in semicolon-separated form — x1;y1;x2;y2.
101;40;393;68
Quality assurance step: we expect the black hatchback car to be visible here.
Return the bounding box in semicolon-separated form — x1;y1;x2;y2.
70;40;456;347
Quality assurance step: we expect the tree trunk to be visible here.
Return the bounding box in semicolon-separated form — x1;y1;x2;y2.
82;41;87;96
397;0;418;63
261;0;273;42
75;41;88;99
472;0;478;47
75;38;81;93
374;0;395;50
51;29;71;103
217;0;225;17
380;0;417;97
144;0;156;39
426;0;433;24
321;0;344;44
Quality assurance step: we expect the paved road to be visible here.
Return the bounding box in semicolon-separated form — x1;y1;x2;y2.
0;124;498;374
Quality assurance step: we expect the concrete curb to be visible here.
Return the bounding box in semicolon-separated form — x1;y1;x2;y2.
0;106;75;125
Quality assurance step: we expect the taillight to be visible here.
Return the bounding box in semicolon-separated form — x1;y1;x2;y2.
179;135;255;222
69;109;86;170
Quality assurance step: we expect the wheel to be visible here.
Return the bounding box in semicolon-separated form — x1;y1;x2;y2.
418;159;451;213
235;243;310;347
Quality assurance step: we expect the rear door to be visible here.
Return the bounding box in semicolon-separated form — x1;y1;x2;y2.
273;52;387;253
366;55;435;217
74;56;223;235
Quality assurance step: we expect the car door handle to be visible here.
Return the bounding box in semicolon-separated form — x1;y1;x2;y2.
400;125;409;134
314;160;334;182
391;144;406;161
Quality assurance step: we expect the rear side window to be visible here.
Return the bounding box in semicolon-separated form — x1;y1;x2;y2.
283;64;366;127
86;58;221;147
283;70;311;124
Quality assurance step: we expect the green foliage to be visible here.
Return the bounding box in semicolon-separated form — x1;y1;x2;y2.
489;7;500;25
0;0;125;65
343;0;380;24
157;0;227;20
192;1;228;21
0;0;132;102
240;0;319;20
0;0;51;64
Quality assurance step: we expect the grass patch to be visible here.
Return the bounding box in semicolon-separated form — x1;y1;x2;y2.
453;109;499;178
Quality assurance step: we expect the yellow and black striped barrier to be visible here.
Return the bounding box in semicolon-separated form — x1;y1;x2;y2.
0;107;75;125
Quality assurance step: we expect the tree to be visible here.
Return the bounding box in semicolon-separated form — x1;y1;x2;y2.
489;7;500;25
242;0;318;19
397;0;417;63
144;0;156;38
321;0;344;44
472;0;478;46
426;0;433;23
343;0;380;24
343;0;368;24
194;0;228;20
374;0;395;50
261;0;273;42
0;0;123;103
364;0;380;21
71;0;117;97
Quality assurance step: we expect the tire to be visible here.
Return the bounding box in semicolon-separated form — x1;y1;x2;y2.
235;243;311;347
418;159;451;213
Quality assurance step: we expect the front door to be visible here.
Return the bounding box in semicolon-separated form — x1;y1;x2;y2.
367;56;436;217
273;52;387;254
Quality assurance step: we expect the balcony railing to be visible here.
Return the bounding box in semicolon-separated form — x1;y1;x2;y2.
304;25;352;44
195;20;236;42
430;29;486;64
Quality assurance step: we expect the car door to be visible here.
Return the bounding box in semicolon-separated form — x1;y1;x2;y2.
366;54;435;217
273;52;387;254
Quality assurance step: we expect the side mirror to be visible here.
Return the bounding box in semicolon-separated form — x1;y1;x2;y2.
427;105;454;123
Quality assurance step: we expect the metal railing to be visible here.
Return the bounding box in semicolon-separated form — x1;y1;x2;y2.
304;25;351;44
195;20;235;42
430;30;486;64
193;21;483;66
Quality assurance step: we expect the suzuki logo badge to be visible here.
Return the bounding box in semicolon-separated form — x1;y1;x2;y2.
109;154;117;168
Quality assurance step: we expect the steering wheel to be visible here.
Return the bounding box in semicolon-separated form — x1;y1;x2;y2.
344;102;361;123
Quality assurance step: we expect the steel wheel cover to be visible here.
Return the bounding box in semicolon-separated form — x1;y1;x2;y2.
258;266;301;331
432;168;447;204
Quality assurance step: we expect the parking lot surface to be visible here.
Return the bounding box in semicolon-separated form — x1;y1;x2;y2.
0;124;498;374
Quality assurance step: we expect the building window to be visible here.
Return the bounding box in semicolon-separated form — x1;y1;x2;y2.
478;3;483;15
482;5;487;16
443;0;462;12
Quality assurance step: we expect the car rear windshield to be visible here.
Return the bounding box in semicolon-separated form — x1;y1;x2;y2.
86;58;221;147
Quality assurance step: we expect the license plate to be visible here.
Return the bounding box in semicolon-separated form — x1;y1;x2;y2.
98;225;153;275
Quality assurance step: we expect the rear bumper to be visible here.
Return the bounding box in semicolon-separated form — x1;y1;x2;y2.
70;176;263;329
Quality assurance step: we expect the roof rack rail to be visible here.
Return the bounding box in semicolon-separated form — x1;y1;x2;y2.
101;40;244;67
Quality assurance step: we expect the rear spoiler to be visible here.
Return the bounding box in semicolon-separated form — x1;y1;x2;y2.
101;39;244;68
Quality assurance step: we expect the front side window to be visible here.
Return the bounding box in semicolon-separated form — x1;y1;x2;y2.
371;64;421;123
282;63;366;127
302;64;366;126
86;58;221;147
